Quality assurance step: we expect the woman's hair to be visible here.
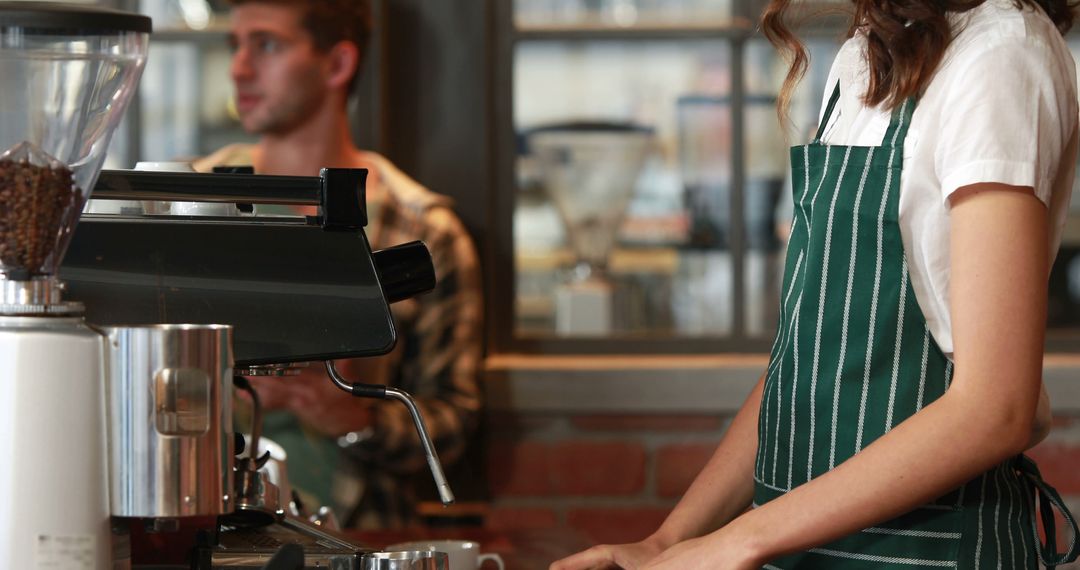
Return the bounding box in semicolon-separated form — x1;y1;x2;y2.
762;0;1076;117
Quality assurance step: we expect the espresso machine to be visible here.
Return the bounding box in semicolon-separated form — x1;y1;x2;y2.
0;3;453;569
66;168;454;569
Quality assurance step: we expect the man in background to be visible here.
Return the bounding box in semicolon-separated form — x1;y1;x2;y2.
194;0;483;529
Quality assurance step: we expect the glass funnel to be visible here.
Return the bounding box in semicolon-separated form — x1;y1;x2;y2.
525;122;654;282
0;2;150;281
522;123;648;282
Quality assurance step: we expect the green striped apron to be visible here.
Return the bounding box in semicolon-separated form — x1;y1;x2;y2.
753;86;1080;569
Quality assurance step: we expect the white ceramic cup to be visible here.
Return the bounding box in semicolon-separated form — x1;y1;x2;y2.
82;161;193;215
387;540;504;570
133;161;194;215
135;161;196;172
134;161;249;216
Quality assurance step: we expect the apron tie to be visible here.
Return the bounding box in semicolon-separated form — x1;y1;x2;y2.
1016;454;1080;568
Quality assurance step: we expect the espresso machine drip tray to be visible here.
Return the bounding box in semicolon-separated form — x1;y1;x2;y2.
204;517;371;569
60;168;435;366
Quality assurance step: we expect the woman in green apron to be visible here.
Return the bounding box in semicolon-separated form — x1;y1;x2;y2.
552;0;1080;567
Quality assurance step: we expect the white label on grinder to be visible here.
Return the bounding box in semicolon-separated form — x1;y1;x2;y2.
35;535;96;569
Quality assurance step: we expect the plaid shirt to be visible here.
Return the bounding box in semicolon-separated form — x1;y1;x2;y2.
196;146;483;528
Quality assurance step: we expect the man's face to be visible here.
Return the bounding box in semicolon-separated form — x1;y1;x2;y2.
228;3;329;135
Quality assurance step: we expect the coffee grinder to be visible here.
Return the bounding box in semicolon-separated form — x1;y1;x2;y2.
524;123;654;335
0;3;149;568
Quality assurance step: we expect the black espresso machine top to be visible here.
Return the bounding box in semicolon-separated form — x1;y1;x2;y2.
59;168;435;367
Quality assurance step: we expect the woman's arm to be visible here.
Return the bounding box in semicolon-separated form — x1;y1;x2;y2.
645;183;1049;569
652;373;765;544
550;373;765;570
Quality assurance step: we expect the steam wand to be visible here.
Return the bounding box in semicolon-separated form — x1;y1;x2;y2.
324;361;456;506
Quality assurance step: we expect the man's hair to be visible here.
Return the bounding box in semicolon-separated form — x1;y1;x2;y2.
228;0;372;90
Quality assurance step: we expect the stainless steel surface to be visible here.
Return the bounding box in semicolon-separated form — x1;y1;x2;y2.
326;360;356;393
233;468;283;523
231;440;292;522
235;363;307;376
231;380;291;524
1;277;61;305
361;550;448;570
251;437;293;513
324;361;456;505
385;387;456;506
210;516;368;569
105;323;235;518
0;277;84;315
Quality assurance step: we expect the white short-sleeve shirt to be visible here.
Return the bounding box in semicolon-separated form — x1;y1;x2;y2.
817;0;1079;357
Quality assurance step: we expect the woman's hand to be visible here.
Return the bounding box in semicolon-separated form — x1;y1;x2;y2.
549;535;668;570
549;375;767;570
642;527;762;570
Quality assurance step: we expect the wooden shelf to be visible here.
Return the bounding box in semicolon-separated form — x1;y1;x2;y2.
514;18;755;41
151;26;229;44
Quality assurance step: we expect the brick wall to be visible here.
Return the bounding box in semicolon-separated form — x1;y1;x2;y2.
481;409;1080;565
482;411;728;544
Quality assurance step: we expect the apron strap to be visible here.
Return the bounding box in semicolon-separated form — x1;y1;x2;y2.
811;83;917;148
881;96;916;149
1016;454;1080;569
812;82;842;143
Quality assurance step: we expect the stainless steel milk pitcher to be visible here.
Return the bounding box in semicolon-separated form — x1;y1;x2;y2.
105;324;235;518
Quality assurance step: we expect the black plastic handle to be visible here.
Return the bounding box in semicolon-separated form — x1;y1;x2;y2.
349;383;387;399
372;241;436;304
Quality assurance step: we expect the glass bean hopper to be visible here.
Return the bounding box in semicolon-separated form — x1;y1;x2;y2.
0;1;149;310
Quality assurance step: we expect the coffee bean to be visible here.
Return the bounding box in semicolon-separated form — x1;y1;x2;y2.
0;158;78;276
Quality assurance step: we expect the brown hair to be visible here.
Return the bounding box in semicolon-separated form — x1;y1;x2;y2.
228;0;373;89
762;0;1076;118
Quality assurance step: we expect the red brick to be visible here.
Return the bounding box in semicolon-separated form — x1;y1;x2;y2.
484;412;559;436
571;414;724;432
1031;496;1080;553
1038;510;1076;552
488;441;552;497
551;441;647;496
656;442;719;498
486;507;559;531
566;508;670;545
1026;442;1080;495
